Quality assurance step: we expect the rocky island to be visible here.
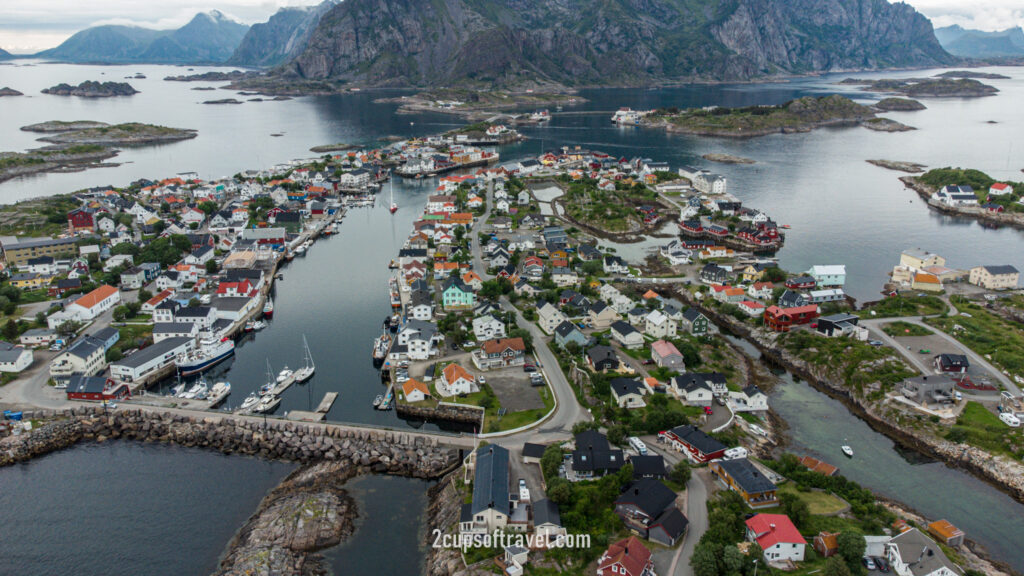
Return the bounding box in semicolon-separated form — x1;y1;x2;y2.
41;80;139;97
867;159;927;173
935;70;1011;80
839;77;999;98
378;88;584;119
164;70;255;82
21;120;110;133
702;153;755;164
0;87;22;97
32;122;197;146
642;95;911;138
203;98;243;105
873;97;927;111
901;167;1024;228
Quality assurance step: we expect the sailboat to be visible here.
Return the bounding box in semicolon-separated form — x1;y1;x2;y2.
260;359;275;396
389;171;398;214
294;335;315;383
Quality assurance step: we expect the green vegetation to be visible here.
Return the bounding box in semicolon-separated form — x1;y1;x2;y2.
917;167;1023;211
926;301;1024;378
0;193;82;236
882;321;932;337
946;401;1023;461
780;331;915;398
858;294;948;318
558;176;658;233
777;482;848;515
651;95;876;137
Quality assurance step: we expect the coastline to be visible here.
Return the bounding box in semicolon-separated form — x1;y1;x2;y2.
900;177;1024;230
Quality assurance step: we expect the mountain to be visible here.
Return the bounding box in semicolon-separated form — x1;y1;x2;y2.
36;11;249;64
284;0;954;88
934;25;1024;58
228;1;337;67
0;48;14;60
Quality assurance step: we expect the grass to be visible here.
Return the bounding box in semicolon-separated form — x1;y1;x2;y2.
780;330;916;396
444;379;554;433
926;302;1024;378
858;294;948;318
882;321;932;337
948;401;1024;461
777;482;848;515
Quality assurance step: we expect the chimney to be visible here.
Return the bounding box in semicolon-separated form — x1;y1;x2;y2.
634;488;640;496
770;523;776;531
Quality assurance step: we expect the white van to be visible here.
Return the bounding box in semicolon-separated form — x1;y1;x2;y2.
1000;412;1021;428
723;447;748;460
628;436;648;455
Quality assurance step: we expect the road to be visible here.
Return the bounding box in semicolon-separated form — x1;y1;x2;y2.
860;314;1021;397
646;438;710;576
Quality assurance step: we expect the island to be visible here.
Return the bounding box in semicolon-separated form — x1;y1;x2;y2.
873;97;926;112
309;143;359;153
867;159;926;173
0;87;22;97
900;167;1024;228
191;86;217;91
838;77;998;98
376;87;585;120
21;120;110;133
702;153;755;164
0;145;117;184
164;70;254;82
641;95;911;137
935;70;1010;80
33;122;197;146
40;80;139;98
203;98;243;105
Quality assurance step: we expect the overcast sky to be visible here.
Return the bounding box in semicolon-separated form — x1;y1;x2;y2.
1;0;1022;52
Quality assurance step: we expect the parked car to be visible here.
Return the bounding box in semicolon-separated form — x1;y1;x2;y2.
716;396;726;406
703;406;713;415
862;557;877;571
477;376;487;385
873;556;890;572
523;365;536;373
868;340;883;346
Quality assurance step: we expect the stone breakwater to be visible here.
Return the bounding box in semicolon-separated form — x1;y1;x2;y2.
396;402;484;426
0;407;460;477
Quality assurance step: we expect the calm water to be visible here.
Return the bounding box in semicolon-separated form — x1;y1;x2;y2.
0;441;294;575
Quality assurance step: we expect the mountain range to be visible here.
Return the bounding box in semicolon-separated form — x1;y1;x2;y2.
934;25;1024;58
36;11;249;64
227;0;337;67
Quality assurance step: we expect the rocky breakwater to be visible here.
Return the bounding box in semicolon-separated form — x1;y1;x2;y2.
396;401;484;426
0;416;83;465
214;461;360;576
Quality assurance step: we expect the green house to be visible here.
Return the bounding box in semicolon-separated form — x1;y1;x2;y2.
442;277;476;311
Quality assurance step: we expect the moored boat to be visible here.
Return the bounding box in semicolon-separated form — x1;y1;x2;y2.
263;298;275;318
240;392;260;411
208;381;231;406
293;335;315;383
252;395;281;414
841;445;854;458
176;337;235;376
276;366;293;383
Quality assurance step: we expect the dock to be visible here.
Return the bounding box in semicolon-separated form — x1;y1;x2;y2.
286;410;325;422
316;392;338;413
270;373;297;396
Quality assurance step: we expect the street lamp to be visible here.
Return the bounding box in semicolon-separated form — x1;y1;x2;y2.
753;559;758;576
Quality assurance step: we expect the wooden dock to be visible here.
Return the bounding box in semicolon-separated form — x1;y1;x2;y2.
316;392;338;413
286;410;325;422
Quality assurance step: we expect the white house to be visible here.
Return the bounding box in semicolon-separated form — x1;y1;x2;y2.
152;322;200;343
610;378;647;409
0;341;33;373
729;385;769;412
806;265;846;287
644;310;677;339
49;285;122;328
441;363;477;396
109;337;195;383
397;320;441;361
472;314;506;341
674;376;714;406
537;302;568;335
611;321;645;350
989;182;1014;196
746;514;806;564
887;528;963;576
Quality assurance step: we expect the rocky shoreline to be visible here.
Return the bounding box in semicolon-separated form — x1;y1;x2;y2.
702;153;755;164
41;81;138;98
0;87;22;97
0;146;119;184
867;159;926;173
395;402;484;426
900;177;1024;230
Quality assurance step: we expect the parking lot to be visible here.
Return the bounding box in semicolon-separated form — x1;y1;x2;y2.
484;363;546;412
889;333;1000;383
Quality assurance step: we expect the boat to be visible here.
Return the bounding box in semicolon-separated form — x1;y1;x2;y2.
183;380;207;400
263;298;275;318
388;170;398;213
240;392;260;411
176;337;235;376
294;243;307;255
251;320;267;331
372;333;391;366
194;377;210;400
253;395;281;414
373;394;384;407
171;373;186;397
388;259;399;269
207;381;231;406
780;224;791;229
293;335;315;383
277;366;293;383
841;445;854;458
260;360;276;396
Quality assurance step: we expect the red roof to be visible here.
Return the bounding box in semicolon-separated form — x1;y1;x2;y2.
745;514;806;549
72;285;118;310
598;537;651;576
481;337;525;355
991;182;1010;191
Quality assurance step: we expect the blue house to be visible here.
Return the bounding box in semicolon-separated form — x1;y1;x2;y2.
554;320;588;349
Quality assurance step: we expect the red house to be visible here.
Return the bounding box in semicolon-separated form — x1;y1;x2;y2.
763;304;819;332
66;376;131;402
67;208;95;234
597;537;654;576
784;276;816;290
662;424;727;463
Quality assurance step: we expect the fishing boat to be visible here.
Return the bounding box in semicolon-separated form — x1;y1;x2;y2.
240;392;260;411
277;366;293;383
841;445;854;458
372;333;391;366
388;259;399;269
294;243;307;255
389;171;398;214
388;313;402;333
176;336;235;376
251;320;267;331
293;335;315;383
263;298;275;318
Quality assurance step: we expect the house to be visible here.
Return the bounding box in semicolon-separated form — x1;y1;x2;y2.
784;275;816;290
402;379;430;403
603;255;629;275
614;478;688;546
554;321;588;349
48;285;122;329
932;185;979;207
587;301;620;330
119;268;146;290
473;337;526;370
711;458;779;509
901;249;946;271
813;532;840;558
441;363;477;395
763;305;819;333
745;514;807;563
209;296;256;322
472;314;506;341
611;321;645;350
700;263;729;285
901;375;956;406
748;281;774;300
537;301;567;335
25;256;57;275
174;306;217;330
20;328;56;347
109;337;195;383
968;265;1019;290
49;278;82;298
155;271;183;291
185;245;214;266
152;322;200;343
729;385;769;412
462;271;483;290
806;265;846;287
680;308;709;335
664;424;727;463
887;528;964;576
815;313;866;339
216;280;255;298
777;290;809;309
586;345;621;372
596;537;656;576
651;340;684;371
532;499;567;547
522;443;547;464
934;354;969;373
911;272;943;292
9;272;47;291
712;285;746;304
630;454;667;479
572;430;623;479
671;374;714;406
67;208;95;233
65;376;131;402
441;277;476;311
927;520;965;549
0;341;33;372
1;236;78;266
50;336;107;383
611;378;648;408
407;291;434;321
989;182;1014;196
551;267;579;288
396;320;441;361
459;445;512;535
808;288;846;303
644;310;676;339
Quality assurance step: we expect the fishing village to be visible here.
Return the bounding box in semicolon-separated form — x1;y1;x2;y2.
2;115;1023;576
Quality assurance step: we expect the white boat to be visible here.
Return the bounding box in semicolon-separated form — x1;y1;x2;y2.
240;392;260;411
183;381;206;399
260;360;276;396
253;395;280;414
293;335;315;383
373;394;384;407
171;377;186;397
841;445;854;458
294;244;307;255
389;170;398;214
263;298;275;318
208;382;231;406
176;337;235;376
277;366;293;383
250;320;267;331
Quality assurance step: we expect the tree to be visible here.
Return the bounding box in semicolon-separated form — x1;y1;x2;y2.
540;444;564;480
722;545;745;575
35;311;47;327
691;542;720;576
205;259;219;274
824;556;853;576
126;301;141;317
56;320;82;339
670;460;692;486
547;479;572;504
2;319;18;340
112;305;129;322
188;297;200;308
137;289;153;303
837;530;866;571
106;348;123;362
199;201;218;215
779;492;810;529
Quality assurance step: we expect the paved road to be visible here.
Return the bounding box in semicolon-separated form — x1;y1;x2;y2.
860;315;1021;397
645;439;710;576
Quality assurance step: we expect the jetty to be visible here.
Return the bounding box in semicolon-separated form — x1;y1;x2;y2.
316;392;338;413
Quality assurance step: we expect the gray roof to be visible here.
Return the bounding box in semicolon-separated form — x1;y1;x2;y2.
152;322;195;334
682;307;705;322
572;430;623;473
981;265;1019;276
630;454;667;478
0;341;27;363
533;498;562;527
175;306;213;318
91;327;119;342
715;458;776;494
111;337;192;369
669;424;726;456
66;375;109;394
889;528;963;576
615;478;676;518
210;296;250;312
611;378;645;397
611;320;639;336
522;442;547;460
65;337;103;361
471;445;510;517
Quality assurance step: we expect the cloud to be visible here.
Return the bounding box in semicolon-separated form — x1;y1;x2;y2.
903;0;1024;31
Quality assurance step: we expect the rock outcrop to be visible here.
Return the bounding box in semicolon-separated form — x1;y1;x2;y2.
228;0;338;68
284;0;954;88
41;81;138;97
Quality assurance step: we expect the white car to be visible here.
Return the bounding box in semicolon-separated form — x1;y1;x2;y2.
999;412;1021;428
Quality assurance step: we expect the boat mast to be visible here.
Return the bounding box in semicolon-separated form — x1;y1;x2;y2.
303;334;314;370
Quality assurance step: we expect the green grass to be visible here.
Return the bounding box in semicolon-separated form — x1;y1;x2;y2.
882;321;932;337
948;401;1024;461
858;294;948;318
780;331;916;396
926;302;1024;378
777;482;848;515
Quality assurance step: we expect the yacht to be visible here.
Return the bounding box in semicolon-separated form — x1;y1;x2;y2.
293;335;315;383
240;392;260;411
841;445;854;458
207;381;231;407
277;366;294;383
373;394;384;408
372;333;390;366
253;395;281;414
176;337;235;376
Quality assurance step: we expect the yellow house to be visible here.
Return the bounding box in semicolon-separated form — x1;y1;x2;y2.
10;273;49;290
739;265;766;283
911;272;943;292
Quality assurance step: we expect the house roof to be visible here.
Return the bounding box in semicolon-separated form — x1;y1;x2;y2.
717;458;776;494
572;429;623;472
746;514;806;549
554;321;582;339
611;320;639;336
979;264;1019;276
598;537;651;576
72;285;118;310
66;375;110;394
471;445;510;517
889;528;963;576
65;336;103;360
402;379;429;397
533;498;561;527
443;363;474;384
615;478;676;518
522;443;547;460
651;506;689;540
630;454;667;478
669;424;726;456
611;378;645;398
586;345;619;366
481;337;525;355
110;337;192;369
651;339;681;359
